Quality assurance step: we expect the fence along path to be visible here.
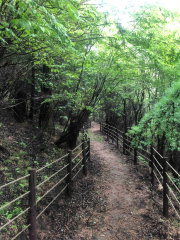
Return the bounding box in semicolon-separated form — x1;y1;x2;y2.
0;137;90;240
101;122;180;220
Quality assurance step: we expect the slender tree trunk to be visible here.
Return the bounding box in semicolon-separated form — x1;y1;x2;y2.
39;65;55;135
123;99;127;133
29;63;35;120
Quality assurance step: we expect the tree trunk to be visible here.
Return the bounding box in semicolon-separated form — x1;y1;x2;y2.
29;63;35;120
123;99;127;133
55;109;90;149
39;101;55;136
13;91;27;123
39;65;55;135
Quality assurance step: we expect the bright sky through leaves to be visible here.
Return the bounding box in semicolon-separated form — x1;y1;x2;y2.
88;0;180;27
104;0;180;11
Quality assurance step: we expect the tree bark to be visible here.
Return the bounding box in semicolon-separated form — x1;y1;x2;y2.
38;65;55;135
13;91;27;123
55;109;90;149
123;99;127;133
29;63;35;120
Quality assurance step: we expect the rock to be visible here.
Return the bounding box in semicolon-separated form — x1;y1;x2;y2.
157;184;163;191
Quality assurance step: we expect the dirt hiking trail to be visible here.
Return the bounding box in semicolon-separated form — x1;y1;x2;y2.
73;121;178;240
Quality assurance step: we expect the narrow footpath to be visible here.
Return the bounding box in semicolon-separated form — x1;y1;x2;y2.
73;121;178;240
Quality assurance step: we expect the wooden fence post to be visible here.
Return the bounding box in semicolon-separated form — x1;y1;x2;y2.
150;146;155;186
29;169;37;240
116;132;118;149
82;140;87;176
134;148;137;165
111;126;114;143
163;157;168;218
67;150;72;197
123;132;125;154
107;124;109;141
88;138;90;161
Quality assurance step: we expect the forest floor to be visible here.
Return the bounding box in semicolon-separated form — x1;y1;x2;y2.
0;104;180;240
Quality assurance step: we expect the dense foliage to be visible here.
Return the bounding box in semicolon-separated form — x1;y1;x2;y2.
1;1;180;156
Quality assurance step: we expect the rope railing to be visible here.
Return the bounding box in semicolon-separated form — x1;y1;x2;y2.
0;191;30;211
153;155;163;169
109;134;117;141
153;162;163;180
72;142;83;152
167;161;180;179
167;183;180;208
152;147;163;159
117;129;124;134
118;136;123;143
153;170;162;187
124;142;133;149
102;122;123;134
11;224;31;240
102;127;108;133
123;137;132;143
166;173;180;195
102;128;109;136
138;146;151;155
0;174;30;189
72;150;83;163
0;206;30;231
37;173;69;203
36;153;69;173
0;136;91;239
72;165;84;180
109;128;119;136
137;151;151;162
37;184;69;219
100;121;180;220
118;134;123;139
103;126;116;134
36;164;69;189
137;156;149;168
104;123;124;134
102;123;117;130
125;148;134;157
108;131;117;138
72;157;83;171
166;194;180;219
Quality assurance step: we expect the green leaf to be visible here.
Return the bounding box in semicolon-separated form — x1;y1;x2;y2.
7;214;13;219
